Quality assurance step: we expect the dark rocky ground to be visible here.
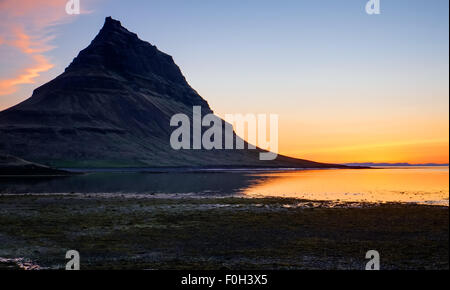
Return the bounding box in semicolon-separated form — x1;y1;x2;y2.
0;195;448;270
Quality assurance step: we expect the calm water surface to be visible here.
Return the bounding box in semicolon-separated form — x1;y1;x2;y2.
0;166;448;205
244;167;449;205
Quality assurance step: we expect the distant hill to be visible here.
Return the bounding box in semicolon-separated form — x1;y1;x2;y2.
344;162;449;167
0;17;351;169
0;154;70;175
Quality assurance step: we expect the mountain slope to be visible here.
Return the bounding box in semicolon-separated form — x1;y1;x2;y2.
0;154;70;175
0;17;346;169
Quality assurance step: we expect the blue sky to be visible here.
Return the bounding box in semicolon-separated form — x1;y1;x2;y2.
0;0;448;162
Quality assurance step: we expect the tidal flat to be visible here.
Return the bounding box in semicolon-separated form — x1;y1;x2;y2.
0;194;448;270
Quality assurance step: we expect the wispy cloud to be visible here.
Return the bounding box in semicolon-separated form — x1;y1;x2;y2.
0;0;90;96
0;55;54;95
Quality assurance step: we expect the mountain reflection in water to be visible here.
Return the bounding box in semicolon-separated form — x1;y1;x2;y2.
0;167;448;205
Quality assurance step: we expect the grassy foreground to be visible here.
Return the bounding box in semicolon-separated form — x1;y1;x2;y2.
0;194;448;270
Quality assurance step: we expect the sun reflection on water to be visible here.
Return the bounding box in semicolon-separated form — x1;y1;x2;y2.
243;167;449;206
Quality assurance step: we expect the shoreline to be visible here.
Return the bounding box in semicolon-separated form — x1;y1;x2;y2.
0;192;448;207
0;194;448;270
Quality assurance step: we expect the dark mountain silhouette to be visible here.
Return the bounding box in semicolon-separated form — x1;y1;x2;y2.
0;154;70;175
0;17;350;169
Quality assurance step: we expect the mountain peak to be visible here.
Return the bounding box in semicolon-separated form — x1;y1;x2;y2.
100;16;135;37
94;16;139;43
65;17;190;86
104;16;122;28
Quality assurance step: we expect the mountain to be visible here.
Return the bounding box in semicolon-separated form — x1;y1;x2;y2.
0;154;70;175
345;162;449;167
0;17;349;169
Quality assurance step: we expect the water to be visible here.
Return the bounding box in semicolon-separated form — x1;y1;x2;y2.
0;166;448;206
244;166;449;206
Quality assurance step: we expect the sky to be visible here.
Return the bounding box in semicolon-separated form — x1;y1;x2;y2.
0;0;448;164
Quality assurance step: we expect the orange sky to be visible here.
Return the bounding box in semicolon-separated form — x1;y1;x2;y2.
275;112;449;164
0;0;449;164
216;111;449;164
0;0;70;97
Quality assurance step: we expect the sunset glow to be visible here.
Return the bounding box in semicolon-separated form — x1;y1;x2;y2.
0;0;448;164
0;1;448;273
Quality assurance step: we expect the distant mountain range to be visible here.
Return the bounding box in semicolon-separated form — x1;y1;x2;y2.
0;17;353;169
344;162;449;167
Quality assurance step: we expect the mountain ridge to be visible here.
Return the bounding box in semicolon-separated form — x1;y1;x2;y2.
0;17;353;169
345;162;448;167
